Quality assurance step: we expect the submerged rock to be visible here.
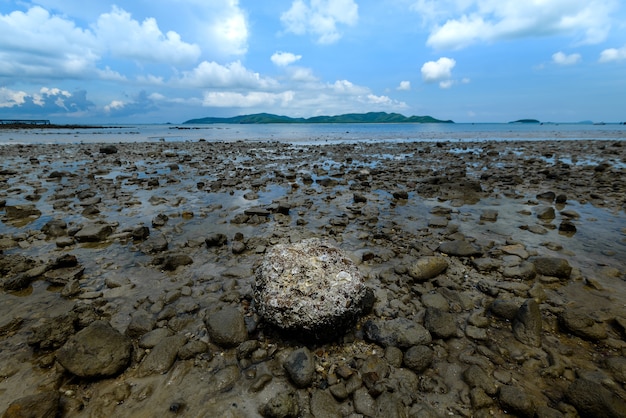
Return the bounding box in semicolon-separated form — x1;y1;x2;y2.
254;238;372;339
2;391;60;418
407;256;448;282
56;320;132;378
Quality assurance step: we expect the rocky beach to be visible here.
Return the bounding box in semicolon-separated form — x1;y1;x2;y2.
1;137;626;417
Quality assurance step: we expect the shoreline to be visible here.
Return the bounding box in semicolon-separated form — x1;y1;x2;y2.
1;139;625;416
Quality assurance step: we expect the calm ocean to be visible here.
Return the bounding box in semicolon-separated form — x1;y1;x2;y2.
0;123;625;145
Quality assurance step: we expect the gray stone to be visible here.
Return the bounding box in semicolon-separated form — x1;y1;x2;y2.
565;378;626;418
408;403;443;418
374;391;407;418
531;257;572;279
136;334;186;377
480;209;498;221
161;254;193;271
512;299;542;347
499;385;536;417
536;406;564;418
502;261;537;280
364;317;432;349
536;206;555;220
259;391;299;418
140;232;168;254
407;256;448;281
283;347;315;388
490;299;521;321
463;364;497;396
437;240;482;257
205;306;248;347
57;320;132;377
424;308;457;339
205;233;227;248
138;327;173;349
559;310;608;341
74;223;113;242
131;226;150;241
384;346;404;368
360;355;389;388
2;391;60;418
353;387;376;416
254;239;372;338
41;219;67;238
125;310;155;338
178;340;209;360
421;293;450;311
4;204;41;221
403;345;434;373
472;257;502;272
605;357;626;384
43;266;84;286
310;389;342;418
27;312;77;350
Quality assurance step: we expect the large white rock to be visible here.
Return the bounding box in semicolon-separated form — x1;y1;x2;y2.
254;239;371;338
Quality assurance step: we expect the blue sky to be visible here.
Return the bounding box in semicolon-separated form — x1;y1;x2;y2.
1;0;625;123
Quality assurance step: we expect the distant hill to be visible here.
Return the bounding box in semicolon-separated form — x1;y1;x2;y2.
509;119;541;124
183;112;453;124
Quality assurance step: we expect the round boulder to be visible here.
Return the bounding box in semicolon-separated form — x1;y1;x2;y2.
56;320;132;378
254;239;372;338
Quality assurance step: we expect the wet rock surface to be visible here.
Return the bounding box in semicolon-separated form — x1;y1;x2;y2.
0;139;625;417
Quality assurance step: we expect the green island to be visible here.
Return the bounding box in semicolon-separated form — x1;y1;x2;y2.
509;119;541;124
183;112;453;124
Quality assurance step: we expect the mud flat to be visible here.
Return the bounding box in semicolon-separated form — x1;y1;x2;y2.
1;139;626;417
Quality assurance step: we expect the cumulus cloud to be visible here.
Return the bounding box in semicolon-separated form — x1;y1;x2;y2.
0;5;202;80
415;0;618;50
202;91;295;108
103;90;158;116
421;57;456;88
0;86;94;113
281;0;358;44
271;51;303;66
94;6;201;65
176;61;277;89
599;45;626;62
552;51;581;65
198;1;248;57
397;81;411;91
0;7;98;77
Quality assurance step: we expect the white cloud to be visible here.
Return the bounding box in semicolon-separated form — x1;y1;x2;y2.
288;67;318;82
599;45;626;62
104;100;125;113
0;6;98;77
271;51;302;66
417;0;618;50
552;51;581;65
176;61;278;89
199;2;248;57
94;6;200;65
397;81;411;91
331;79;369;95
0;87;28;108
421;57;456;88
281;0;359;44
202;91;295;108
0;5;201;80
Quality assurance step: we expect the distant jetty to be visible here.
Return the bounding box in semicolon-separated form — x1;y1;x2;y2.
0;120;106;129
184;112;454;125
0;119;51;126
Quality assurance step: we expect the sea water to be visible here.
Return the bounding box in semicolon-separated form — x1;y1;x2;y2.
0;122;625;145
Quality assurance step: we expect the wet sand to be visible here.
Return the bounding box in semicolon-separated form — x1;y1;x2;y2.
1;139;626;417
